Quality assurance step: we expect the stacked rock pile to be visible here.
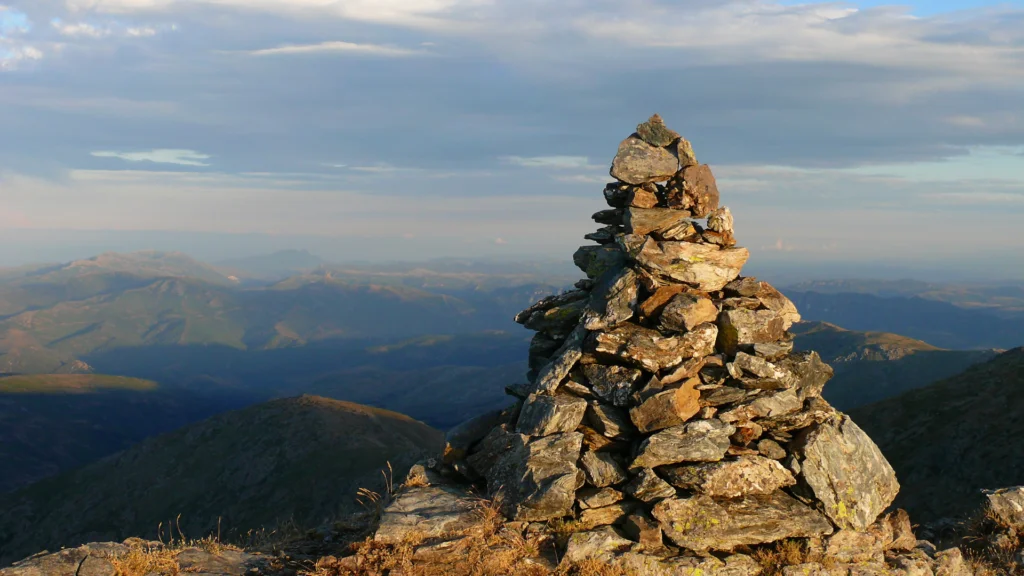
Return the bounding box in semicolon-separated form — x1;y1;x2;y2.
445;115;906;559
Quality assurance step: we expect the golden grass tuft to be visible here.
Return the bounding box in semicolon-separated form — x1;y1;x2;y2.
108;544;181;576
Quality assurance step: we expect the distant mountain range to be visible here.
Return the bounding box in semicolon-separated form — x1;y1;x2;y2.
850;348;1024;523
0;395;442;567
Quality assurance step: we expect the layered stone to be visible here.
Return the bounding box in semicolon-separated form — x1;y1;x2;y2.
620;235;749;291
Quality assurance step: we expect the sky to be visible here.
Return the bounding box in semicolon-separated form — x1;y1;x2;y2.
1;0;1023;277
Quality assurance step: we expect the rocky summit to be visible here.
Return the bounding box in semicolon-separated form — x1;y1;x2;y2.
373;115;976;574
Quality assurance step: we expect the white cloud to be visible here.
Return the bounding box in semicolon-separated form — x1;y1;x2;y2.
125;25;156;36
90;149;212;166
246;40;423;57
502;155;593;169
0;43;43;70
52;20;111;37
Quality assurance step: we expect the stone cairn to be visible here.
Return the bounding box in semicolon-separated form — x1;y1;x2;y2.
443;115;909;564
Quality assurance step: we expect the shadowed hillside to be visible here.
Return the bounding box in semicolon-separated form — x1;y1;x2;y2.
0;395;442;566
849;348;1024;523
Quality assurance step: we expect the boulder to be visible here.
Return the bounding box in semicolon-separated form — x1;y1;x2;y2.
679;164;720;218
984;486;1024;528
582;267;638;331
610;136;679;185
532;324;587;394
580;449;629;487
659;293;719;333
636;114;681;147
603;182;630;208
675;139;698;168
488;432;583;521
777;351;833;400
624;208;697;240
630;419;735;469
793;415;900;531
561;527;634;565
652;491;833;552
582;364;644;408
516;393;588;437
465;424;518;477
717;308;787;354
375;485;485;544
624;468;677;503
629;379;700;433
660;455;796;498
756;282;801;329
586;322;718;373
620;235;748;291
573;244;626;279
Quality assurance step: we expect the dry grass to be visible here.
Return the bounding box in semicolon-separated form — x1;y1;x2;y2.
955;507;1024;576
750;539;839;576
108;544;181;576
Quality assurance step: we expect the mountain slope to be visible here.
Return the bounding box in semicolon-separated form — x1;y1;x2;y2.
791;322;997;410
849;348;1024;523
0;395;442;565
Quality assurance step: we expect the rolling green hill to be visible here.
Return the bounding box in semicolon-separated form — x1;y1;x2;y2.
0;374;157;394
0;395;442;566
792;322;997;410
850;348;1024;523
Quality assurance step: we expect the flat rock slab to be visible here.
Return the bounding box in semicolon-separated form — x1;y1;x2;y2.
660;455;796;498
630;419;734;469
0;542;267;576
621;235;749;291
532;325;587;394
793;415;900;531
516;393;588;437
561;527;634;565
583;267;638;331
717;308;786;354
652;491;833;552
984;486;1024;528
375;485;485;544
624;208;696;240
586;322;717;373
610;136;679;185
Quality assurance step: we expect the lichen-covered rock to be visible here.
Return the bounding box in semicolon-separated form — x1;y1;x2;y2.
562;526;635;565
515;289;590;325
583;267;638;331
516;393;588;437
574;244;626;279
755;282;801;329
793;415;900;531
522;298;587;334
630;419;734;469
488;432;583;521
984;486;1024;528
659;293;720;333
625;468;677;503
717;308;787;354
532;324;587;394
652;491;833;552
717;389;803;424
582;364;644;408
610;136;679;185
629;379;700;433
636;114;681;147
585;402;637;439
660;455;796;498
587;322;717;373
579;501;638;528
577;486;624;509
621;235;749;291
376;486;486;544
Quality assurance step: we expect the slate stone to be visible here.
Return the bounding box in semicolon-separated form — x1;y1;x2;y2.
522;297;588;335
515;289;589;325
610;136;679;185
777;351;834;401
984;486;1024;528
376;486;486;544
620;234;749;291
587;322;718;373
630;419;735;469
465;424;518;478
444;407;509;462
793;415;900;531
624;468;677;503
528;332;562;373
582;267;638;331
573;244;626;279
577;486;624;509
675;139;698;168
717;389;803;424
562;527;634;566
624;208;697;240
532;324;587;394
659;293;720;333
628;186;660;208
636;114;681;147
652;491;833;552
603;182;630;208
582;364;644;407
585;402;638;439
516;393;588;437
639;284;687;320
755;281;802;329
579;501;638;529
629;379;700;433
488;432;584;521
757;439;788;460
707;206;734;235
678;164;720;218
622;512;663;549
717;308;787;354
660;456;796;498
580;449;629;487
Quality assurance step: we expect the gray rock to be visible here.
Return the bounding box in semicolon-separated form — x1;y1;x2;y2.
659;293;720;333
636;114;680;147
372;489;485;545
700;385;752;407
1;542;269;576
777;351;833;401
577;486;624;509
586;322;717;373
717;389;802;423
580;449;629;487
717;308;787;354
532;324;587;394
581;364;644;408
984;486;1024;528
624;208;697;240
488;432;584;521
609;136;679;185
465;424;518;478
675;139;698;168
934;548;971;576
793;415;900;531
583;267;638;331
592;208;624;225
584;225;622;244
528;332;562;373
516;393;588;437
755;281;802;329
751;341;794;361
603;182;630;208
652;491;833;552
579;501;638;528
625;468;677;503
620;235;748;291
515;289;589;325
629;380;700;433
761;396;836;434
0;545;125;576
660;456;796;498
630;419;735;469
757;439;788;460
724;277;762;297
573;244;626;279
585;402;638;439
731;352;793;382
561;527;634;566
522;298;588;335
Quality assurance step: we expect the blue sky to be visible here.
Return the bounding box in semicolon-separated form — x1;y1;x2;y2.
1;0;1023;270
